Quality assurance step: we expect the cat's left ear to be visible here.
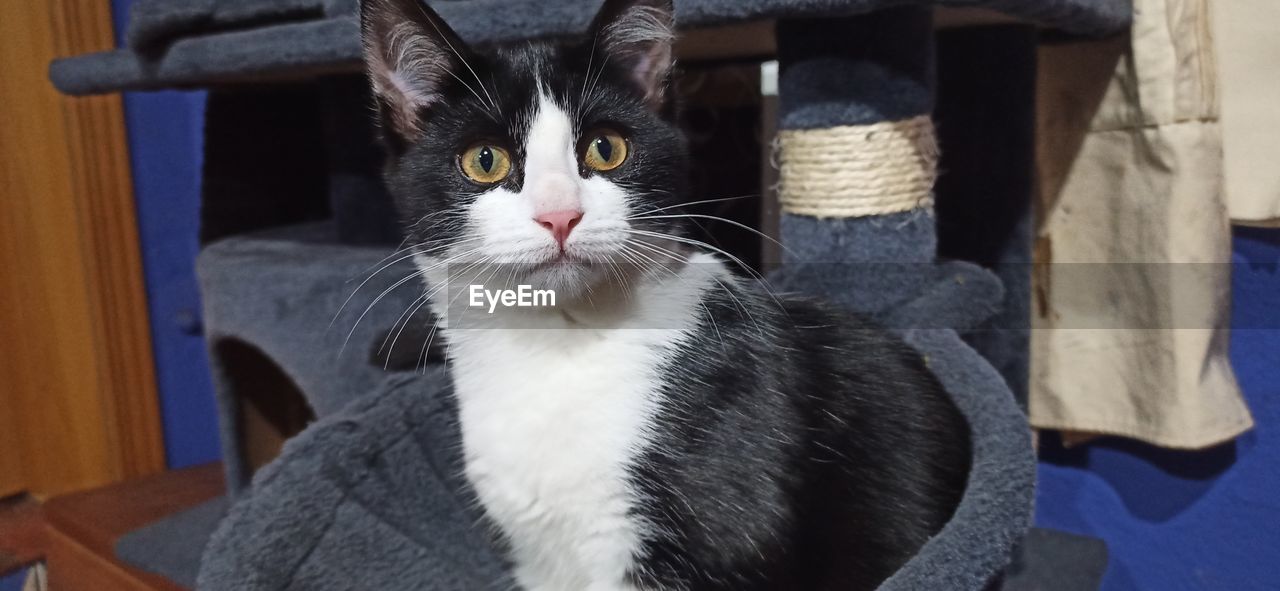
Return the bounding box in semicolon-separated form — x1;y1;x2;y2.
589;0;677;109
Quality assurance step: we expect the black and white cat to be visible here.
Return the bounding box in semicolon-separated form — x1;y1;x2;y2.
359;0;970;589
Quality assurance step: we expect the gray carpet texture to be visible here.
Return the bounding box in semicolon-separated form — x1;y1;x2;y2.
197;369;515;591
196;222;427;493
49;0;1130;95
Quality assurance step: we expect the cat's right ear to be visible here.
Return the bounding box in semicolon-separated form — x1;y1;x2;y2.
360;0;466;147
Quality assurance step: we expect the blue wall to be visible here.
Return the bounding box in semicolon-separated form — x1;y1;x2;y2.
1037;227;1280;590
112;0;220;468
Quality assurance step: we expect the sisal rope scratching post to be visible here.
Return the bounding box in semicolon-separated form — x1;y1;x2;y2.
778;115;938;218
774;7;940;267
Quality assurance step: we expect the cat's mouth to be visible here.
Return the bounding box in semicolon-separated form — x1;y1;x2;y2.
538;248;612;270
533;251;578;270
516;248;626;301
526;251;597;281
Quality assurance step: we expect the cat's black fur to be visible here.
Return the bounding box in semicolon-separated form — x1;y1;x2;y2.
635;288;969;590
361;0;971;589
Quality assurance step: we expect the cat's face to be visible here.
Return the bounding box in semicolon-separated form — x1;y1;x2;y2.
362;0;689;302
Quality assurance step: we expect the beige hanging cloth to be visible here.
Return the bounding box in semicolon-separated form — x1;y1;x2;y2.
1216;0;1280;227
1031;0;1253;448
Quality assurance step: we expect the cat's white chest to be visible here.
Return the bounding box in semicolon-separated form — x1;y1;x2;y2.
449;328;669;590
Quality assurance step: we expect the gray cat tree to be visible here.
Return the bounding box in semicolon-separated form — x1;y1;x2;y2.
50;0;1129;589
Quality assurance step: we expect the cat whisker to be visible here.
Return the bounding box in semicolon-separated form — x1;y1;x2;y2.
377;262;466;360
330;230;483;336
580;34;599;105
625;194;757;218
340;266;428;356
624;229;780;294
446;254;506;329
415;321;439;374
624;238;766;336
585;52;611;109
488;72;505;116
625;213;790;254
330;246;429;331
620;243;726;349
331;236;483;332
339;246;484;355
383;287;444;370
410;1;498;113
623;229;760;281
625;232;780;330
605;247;647;299
380;291;430;367
349;242;425;285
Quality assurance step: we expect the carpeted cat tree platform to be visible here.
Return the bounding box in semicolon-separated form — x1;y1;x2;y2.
52;1;1128;589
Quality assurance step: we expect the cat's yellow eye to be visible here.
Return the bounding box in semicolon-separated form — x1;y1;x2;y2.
582;130;628;172
459;143;512;184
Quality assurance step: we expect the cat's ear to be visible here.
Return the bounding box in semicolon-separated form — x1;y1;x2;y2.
589;0;676;109
360;0;468;145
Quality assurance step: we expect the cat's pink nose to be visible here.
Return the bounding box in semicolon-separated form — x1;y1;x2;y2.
535;210;583;249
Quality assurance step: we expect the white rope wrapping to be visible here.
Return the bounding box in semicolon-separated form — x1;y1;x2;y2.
777;115;938;218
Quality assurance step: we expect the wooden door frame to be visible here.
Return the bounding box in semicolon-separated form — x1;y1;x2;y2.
1;0;165;496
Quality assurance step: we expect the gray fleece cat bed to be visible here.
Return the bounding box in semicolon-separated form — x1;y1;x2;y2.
50;0;1132;588
193;333;1032;591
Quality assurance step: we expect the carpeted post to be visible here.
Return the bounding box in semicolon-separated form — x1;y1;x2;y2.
776;7;937;265
770;8;1005;325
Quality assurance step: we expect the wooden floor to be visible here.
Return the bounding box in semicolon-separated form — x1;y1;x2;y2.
0;464;223;591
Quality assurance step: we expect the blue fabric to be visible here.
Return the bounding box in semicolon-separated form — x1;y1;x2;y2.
0;571;27;591
123;90;221;468
112;0;220;468
1035;227;1280;591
